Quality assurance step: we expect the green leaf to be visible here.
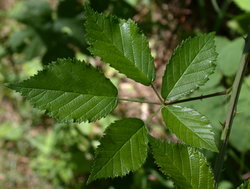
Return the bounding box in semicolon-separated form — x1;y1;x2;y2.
0;122;24;141
150;137;215;189
216;37;244;76
10;0;52;27
8;58;118;123
230;77;250;152
237;180;250;189
233;0;250;12
88;118;148;183
181;86;228;149
162;106;218;152
161;33;217;101
227;13;250;34
85;6;155;85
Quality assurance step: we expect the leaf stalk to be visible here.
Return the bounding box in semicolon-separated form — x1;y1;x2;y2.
151;84;165;104
164;88;231;105
118;88;231;106
118;98;162;105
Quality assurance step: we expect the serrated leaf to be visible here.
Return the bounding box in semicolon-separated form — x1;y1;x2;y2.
162;106;218;152
161;33;217;101
88;118;148;183
150;137;215;189
8;58;118;123
85;6;155;85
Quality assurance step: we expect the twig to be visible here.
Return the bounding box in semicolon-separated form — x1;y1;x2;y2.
214;34;250;189
213;0;232;31
165;88;231;105
211;0;221;14
118;98;162;105
118;88;231;106
151;84;165;104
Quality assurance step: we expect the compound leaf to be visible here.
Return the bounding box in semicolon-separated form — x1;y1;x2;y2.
8;58;118;123
88;118;148;183
161;33;217;101
162;106;218;152
85;6;155;85
150;137;215;189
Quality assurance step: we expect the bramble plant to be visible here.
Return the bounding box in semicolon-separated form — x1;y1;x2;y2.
6;5;250;189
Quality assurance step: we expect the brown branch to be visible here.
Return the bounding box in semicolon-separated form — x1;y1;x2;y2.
165;88;231;105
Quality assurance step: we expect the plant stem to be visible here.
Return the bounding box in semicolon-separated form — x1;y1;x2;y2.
211;0;221;14
151;84;164;104
118;88;231;106
213;0;232;31
165;88;231;105
214;34;250;189
118;98;162;105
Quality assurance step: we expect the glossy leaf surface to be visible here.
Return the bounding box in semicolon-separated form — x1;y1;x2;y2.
85;6;155;85
162;106;218;152
150;137;215;189
161;33;217;101
88;118;148;183
8;58;118;123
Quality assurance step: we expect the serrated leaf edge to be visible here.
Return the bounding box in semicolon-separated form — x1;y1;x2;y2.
84;5;155;85
163;105;218;152
87;119;148;184
7;58;118;123
149;136;215;189
162;33;218;100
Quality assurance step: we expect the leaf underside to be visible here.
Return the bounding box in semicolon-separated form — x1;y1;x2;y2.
8;58;118;123
162;106;218;152
88;118;148;184
85;6;155;85
161;33;217;101
150;137;215;189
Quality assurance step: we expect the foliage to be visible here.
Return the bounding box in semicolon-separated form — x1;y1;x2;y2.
85;6;155;85
1;1;250;188
162;106;217;152
29;123;93;185
8;58;118;122
230;77;250;152
238;180;250;189
161;33;217;101
150;137;215;189
7;0;87;64
233;0;250;12
88;118;148;183
7;5;224;188
215;37;244;76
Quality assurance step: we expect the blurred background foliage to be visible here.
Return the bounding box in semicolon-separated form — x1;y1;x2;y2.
0;0;250;188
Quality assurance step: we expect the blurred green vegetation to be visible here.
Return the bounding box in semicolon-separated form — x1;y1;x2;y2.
0;0;250;188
